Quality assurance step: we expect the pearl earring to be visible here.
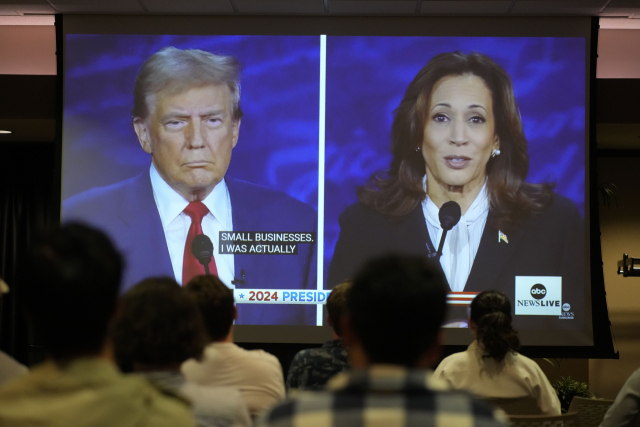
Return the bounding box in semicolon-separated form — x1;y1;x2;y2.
491;149;501;158
415;146;421;152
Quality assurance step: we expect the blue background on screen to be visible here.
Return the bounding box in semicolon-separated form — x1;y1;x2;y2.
323;36;586;274
62;35;320;209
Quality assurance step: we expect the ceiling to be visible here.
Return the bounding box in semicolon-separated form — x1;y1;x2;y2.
0;0;638;17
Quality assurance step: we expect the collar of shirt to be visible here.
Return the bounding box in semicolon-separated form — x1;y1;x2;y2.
422;177;489;230
326;365;447;393
149;163;231;229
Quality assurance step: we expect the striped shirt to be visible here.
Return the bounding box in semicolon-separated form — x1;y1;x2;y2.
258;365;508;427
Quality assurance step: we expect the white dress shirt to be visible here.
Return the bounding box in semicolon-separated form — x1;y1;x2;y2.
149;164;235;287
182;342;286;418
422;179;489;292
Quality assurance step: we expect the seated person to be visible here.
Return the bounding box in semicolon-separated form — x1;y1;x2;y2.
181;275;285;418
600;368;640;427
0;223;194;427
286;280;351;391
111;276;251;427
434;290;561;415
257;255;507;427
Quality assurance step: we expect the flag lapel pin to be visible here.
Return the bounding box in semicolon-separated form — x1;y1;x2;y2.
499;230;509;244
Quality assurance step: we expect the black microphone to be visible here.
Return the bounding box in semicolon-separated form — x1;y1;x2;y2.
191;234;214;275
435;201;462;261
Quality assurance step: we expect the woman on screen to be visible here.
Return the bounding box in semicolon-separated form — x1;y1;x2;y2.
433;291;561;415
327;51;584;326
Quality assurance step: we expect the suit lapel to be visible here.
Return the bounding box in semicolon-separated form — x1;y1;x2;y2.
119;171;174;284
404;206;446;278
226;178;255;287
465;214;524;292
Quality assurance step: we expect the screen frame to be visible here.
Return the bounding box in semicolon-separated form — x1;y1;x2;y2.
55;14;616;358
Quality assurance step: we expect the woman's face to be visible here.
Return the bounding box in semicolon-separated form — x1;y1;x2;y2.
421;73;499;191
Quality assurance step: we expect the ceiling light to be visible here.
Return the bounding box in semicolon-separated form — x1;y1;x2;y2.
0;130;12;134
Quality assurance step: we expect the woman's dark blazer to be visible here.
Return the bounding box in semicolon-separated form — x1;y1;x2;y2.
327;193;585;330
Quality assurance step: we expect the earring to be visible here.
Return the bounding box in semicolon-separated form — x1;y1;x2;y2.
491;149;501;158
415;146;421;152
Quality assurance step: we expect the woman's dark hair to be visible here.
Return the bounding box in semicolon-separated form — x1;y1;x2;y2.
111;277;208;370
358;51;553;232
469;290;520;362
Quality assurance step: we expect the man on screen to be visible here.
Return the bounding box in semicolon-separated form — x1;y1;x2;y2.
63;47;317;326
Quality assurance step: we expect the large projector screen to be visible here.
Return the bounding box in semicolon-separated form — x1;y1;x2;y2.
60;15;593;348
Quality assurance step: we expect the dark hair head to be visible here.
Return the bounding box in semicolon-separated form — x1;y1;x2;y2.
21;222;123;361
111;277;208;368
132;46;243;122
358;51;553;232
184;275;235;342
327;280;352;336
348;254;448;366
469;290;520;362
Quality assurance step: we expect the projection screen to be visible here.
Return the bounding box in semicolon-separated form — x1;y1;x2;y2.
60;15;594;348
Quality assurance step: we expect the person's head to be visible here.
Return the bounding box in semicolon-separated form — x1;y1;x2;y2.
184;274;235;342
21;223;123;362
326;280;352;337
469;290;520;362
344;254;448;367
392;51;522;191
111;276;208;370
359;51;551;229
132;47;243;201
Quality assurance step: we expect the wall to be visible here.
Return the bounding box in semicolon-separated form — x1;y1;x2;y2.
589;157;640;399
597;29;640;79
0;25;55;75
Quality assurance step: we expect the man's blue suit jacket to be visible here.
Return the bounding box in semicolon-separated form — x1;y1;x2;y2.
63;171;317;326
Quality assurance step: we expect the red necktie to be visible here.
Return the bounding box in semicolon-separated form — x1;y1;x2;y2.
182;201;218;285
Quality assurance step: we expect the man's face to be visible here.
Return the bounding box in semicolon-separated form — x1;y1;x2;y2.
134;84;240;201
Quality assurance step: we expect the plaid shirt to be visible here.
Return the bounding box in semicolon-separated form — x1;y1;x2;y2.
258;365;508;427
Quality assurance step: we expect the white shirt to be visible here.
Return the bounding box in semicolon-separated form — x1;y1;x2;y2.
149;164;235;287
181;342;286;418
422;180;489;292
434;340;562;416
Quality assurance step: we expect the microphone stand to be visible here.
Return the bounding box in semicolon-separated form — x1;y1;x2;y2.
435;229;450;262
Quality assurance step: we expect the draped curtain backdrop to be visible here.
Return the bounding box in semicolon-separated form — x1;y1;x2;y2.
0;142;57;365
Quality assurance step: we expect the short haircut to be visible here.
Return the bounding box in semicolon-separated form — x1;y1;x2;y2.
184;275;235;342
327;280;352;336
21;222;123;361
111;277;208;368
132;46;243;121
348;254;448;366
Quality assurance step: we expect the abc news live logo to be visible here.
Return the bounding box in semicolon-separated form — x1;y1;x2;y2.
515;277;572;318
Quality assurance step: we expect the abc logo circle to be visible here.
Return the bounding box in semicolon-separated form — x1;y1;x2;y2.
563;303;571;311
530;284;547;300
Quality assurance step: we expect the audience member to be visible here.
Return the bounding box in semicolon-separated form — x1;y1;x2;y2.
434;290;560;415
182;275;285;418
599;368;640;427
0;223;195;426
0;278;28;386
286;280;351;391
258;254;508;427
111;277;251;427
